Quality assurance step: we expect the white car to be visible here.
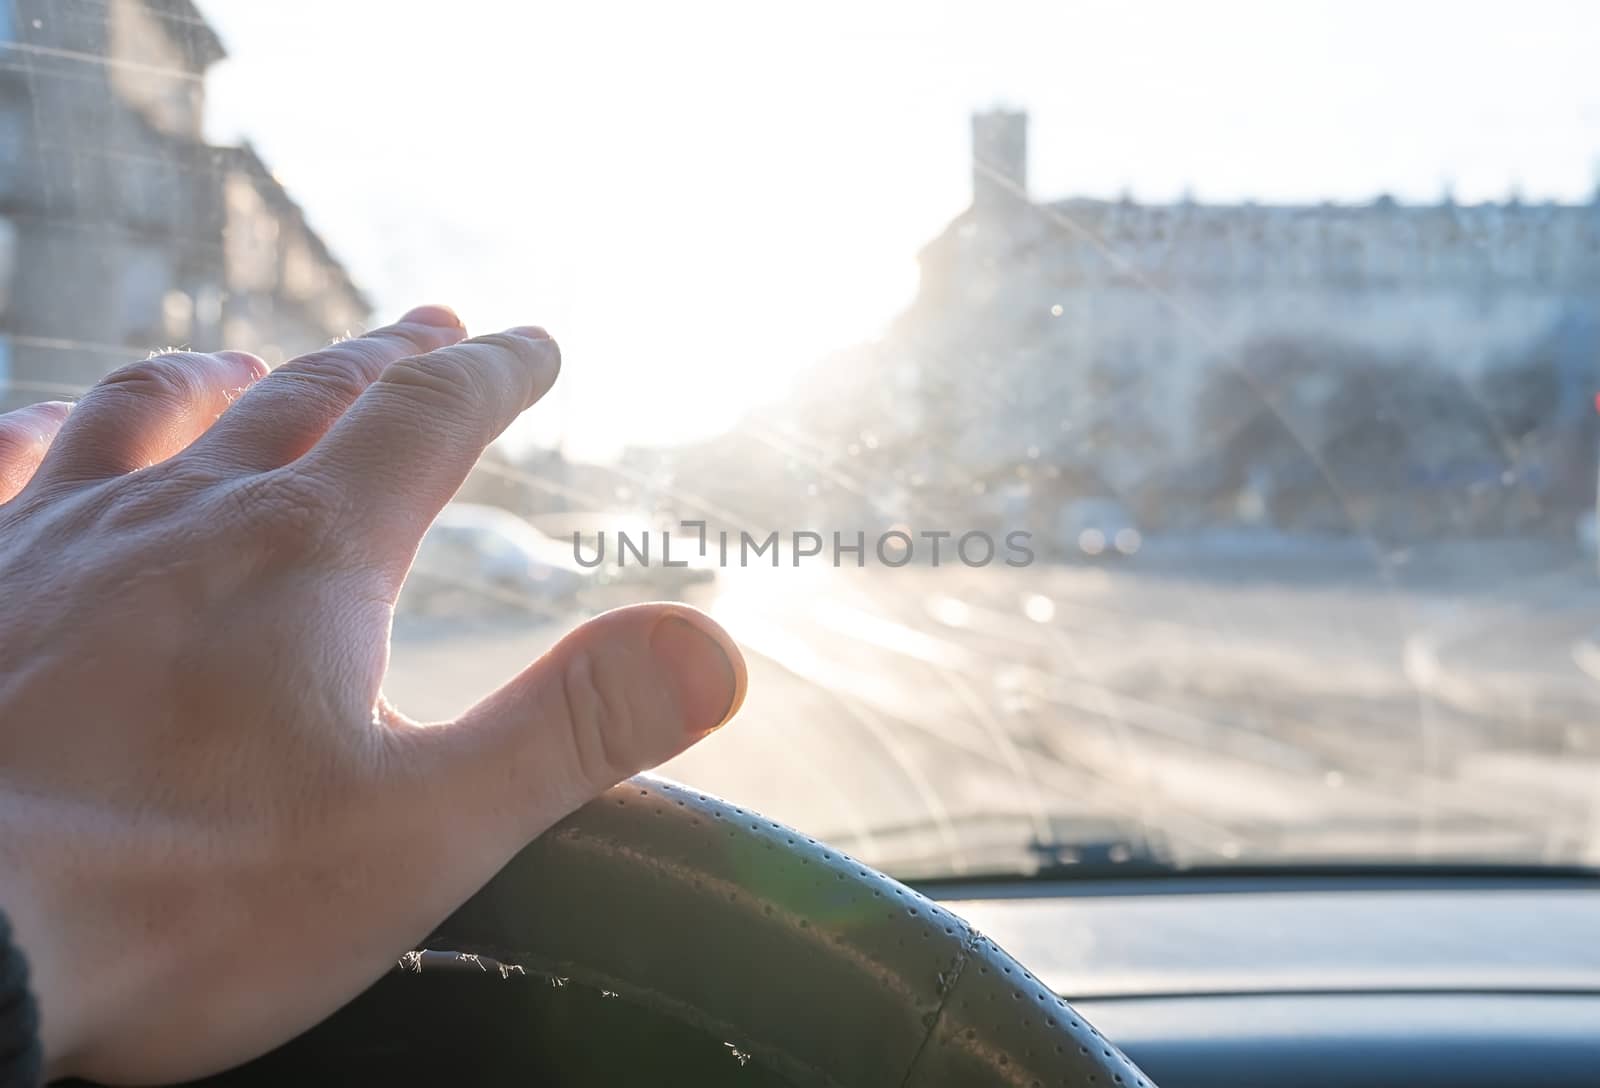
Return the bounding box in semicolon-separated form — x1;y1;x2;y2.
400;503;592;617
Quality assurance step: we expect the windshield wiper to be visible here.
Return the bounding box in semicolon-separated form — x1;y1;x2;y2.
1024;835;1177;878
813;811;1176;882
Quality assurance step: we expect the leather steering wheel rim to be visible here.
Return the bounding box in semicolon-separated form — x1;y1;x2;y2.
416;775;1157;1088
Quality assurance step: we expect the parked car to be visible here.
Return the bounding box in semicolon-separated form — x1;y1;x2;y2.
399;503;592;618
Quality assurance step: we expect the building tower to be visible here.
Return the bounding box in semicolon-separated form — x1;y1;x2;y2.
972;108;1028;215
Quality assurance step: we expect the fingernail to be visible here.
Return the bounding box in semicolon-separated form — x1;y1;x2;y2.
508;327;561;375
213;350;270;382
649;613;745;734
400;304;464;329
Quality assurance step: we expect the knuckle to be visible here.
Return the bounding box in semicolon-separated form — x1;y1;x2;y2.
98;351;213;406
99;462;221;528
369;323;450;355
264;359;376;420
0;415;47;460
282;340;390;394
325;335;396;374
468;330;541;355
139;456;225;496
471;330;559;382
378;350;495;420
558;650;638;788
211;469;338;557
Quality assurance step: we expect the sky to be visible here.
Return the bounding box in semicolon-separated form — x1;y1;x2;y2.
198;0;1600;460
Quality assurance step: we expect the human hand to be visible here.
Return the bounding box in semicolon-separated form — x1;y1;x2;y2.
0;306;746;1084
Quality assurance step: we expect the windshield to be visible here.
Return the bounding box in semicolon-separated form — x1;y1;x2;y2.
4;0;1599;879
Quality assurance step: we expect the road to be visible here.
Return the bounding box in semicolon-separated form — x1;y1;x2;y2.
387;536;1600;876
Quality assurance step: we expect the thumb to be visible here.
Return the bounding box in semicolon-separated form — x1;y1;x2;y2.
401;603;746;855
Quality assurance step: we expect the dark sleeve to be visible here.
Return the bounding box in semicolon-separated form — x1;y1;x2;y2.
0;908;42;1088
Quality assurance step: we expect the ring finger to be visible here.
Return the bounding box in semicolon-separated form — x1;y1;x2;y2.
0;400;73;503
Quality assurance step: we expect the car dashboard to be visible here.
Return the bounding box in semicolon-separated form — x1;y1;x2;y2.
932;874;1600;1088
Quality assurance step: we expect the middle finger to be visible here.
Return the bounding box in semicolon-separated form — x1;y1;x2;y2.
189;305;467;473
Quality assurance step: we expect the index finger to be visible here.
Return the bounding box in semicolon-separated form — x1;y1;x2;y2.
295;326;561;570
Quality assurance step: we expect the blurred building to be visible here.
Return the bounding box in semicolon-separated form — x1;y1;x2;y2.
0;0;369;409
892;109;1600;531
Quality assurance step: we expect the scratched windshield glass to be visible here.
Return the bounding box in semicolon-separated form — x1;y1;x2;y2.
4;0;1599;877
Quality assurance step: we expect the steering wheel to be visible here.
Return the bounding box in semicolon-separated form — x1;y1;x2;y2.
172;776;1156;1087
415;776;1155;1087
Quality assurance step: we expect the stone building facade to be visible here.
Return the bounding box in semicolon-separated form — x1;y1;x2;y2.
894;110;1600;533
0;0;368;410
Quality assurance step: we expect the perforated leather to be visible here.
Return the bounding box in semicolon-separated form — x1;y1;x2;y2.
423;776;1157;1087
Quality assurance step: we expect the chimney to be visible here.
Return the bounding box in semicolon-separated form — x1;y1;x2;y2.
972;109;1028;214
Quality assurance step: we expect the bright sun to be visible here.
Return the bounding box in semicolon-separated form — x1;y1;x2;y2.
205;0;947;458
546;178;924;460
